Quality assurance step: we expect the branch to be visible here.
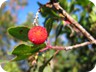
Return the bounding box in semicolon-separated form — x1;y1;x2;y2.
39;40;95;52
41;42;94;52
39;50;59;72
65;24;75;37
52;2;96;44
49;41;94;51
39;1;96;44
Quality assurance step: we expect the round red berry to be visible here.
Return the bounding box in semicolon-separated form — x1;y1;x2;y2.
28;26;48;45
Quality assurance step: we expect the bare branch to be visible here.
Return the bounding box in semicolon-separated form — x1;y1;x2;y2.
52;2;96;44
49;41;95;51
39;41;95;52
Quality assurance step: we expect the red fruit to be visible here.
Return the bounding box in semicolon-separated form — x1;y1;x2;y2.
28;26;48;45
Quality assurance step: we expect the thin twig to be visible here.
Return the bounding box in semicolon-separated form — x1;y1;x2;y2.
39;50;59;72
66;24;74;37
40;40;95;52
49;41;95;51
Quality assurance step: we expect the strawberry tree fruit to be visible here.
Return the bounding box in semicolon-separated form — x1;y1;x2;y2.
28;26;48;45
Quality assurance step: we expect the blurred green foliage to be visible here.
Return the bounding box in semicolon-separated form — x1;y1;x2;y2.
4;62;21;72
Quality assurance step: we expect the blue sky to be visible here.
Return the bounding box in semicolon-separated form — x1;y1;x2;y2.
17;0;49;25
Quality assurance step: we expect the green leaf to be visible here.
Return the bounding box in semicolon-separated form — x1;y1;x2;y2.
8;26;30;41
31;43;46;54
38;2;59;18
12;43;46;61
71;14;78;21
12;44;33;60
12;55;30;61
56;22;63;38
12;44;32;55
44;17;54;35
76;0;91;7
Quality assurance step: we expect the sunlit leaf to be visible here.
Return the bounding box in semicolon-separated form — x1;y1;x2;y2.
8;26;30;41
12;43;46;60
